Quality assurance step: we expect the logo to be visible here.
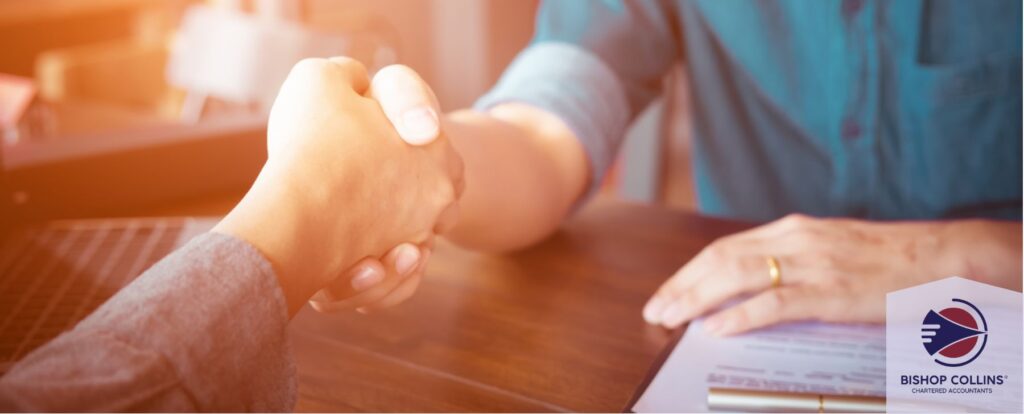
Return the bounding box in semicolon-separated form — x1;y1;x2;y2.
921;298;988;367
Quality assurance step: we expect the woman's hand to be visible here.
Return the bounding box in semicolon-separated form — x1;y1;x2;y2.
213;57;463;316
642;214;1022;336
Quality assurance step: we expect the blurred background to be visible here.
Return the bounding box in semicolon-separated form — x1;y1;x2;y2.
0;0;696;220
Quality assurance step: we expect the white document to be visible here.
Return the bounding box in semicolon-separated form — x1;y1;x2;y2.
632;320;886;412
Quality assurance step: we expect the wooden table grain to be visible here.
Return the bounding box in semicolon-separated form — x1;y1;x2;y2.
285;199;751;412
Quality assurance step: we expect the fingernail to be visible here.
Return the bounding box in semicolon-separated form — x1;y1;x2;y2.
643;297;667;324
310;289;332;302
399;107;439;145
395;245;420;276
350;266;383;292
660;303;687;328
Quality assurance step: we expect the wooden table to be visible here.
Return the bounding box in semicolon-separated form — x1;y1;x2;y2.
280;199;751;412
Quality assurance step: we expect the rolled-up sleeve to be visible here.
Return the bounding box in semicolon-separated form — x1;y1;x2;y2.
475;0;680;199
0;232;295;412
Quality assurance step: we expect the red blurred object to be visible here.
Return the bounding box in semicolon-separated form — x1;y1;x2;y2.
0;73;37;130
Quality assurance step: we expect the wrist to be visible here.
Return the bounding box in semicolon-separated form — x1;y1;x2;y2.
213;167;361;316
942;219;1023;290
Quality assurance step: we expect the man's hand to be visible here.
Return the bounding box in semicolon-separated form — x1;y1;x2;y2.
213;57;463;316
307;64;453;314
642;214;1022;335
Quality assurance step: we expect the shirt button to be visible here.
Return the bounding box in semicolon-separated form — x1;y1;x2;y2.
841;118;862;140
842;0;865;18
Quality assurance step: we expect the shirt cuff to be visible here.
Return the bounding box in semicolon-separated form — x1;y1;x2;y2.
474;42;631;205
75;232;296;411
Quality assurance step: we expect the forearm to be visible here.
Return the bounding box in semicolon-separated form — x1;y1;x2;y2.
443;104;589;252
0;233;295;412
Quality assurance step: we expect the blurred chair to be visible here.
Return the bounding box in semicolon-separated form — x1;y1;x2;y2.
168;1;399;121
0;0;162;77
0;73;54;145
26;1;189;136
36;37;184;119
31;0;399;128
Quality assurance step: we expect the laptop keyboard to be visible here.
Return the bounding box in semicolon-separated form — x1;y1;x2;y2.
0;218;184;373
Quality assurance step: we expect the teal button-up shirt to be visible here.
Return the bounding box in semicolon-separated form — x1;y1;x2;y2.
477;0;1022;221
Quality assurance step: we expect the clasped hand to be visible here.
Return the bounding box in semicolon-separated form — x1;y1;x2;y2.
213;57;463;316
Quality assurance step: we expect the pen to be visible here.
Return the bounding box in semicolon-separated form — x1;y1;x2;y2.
707;387;885;413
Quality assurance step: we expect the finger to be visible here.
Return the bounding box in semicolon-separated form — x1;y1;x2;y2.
356;273;423;312
311;272;402;313
358;246;431;313
308;257;385;313
387;243;431;283
642;220;818;327
643;261;697;325
369;64;442;145
659;254;788;329
309;243;419;311
702;286;820;336
325;243;424;311
282;57;370;106
322;257;387;300
323;56;371;95
642;240;764;326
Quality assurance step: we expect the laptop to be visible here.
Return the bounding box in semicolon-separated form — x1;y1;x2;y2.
0;145;217;374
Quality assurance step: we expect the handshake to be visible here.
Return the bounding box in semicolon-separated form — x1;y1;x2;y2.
213;57;464;316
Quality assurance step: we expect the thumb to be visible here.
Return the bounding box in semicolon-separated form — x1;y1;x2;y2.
369;64;442;145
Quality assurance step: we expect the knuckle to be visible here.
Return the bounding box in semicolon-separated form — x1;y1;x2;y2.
454;175;466;199
291;57;330;76
374;64;422;88
436;179;458;205
327;55;358;65
376;63;415;77
782;213;804;223
444;146;465;181
450;146;465;173
789;213;810;222
782;213;813;229
703;240;729;262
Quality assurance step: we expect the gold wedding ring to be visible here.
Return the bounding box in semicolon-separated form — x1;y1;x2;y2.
766;256;782;288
